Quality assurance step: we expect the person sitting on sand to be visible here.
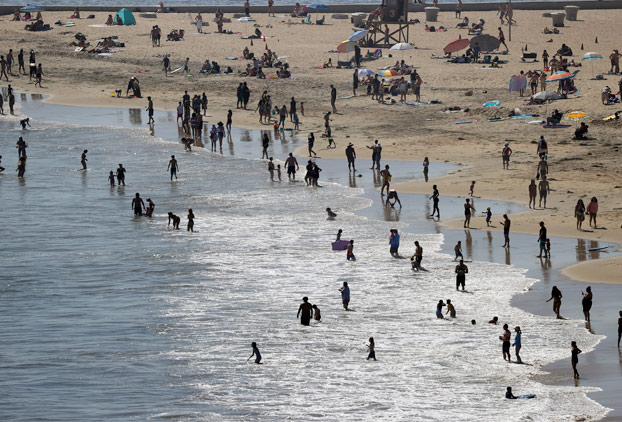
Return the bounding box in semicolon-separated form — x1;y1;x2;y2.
456;17;469;28
12;10;21;21
105;14;114;25
575;122;589;140
71;8;80;19
546;109;562;126
556;43;572;57
323;58;333;68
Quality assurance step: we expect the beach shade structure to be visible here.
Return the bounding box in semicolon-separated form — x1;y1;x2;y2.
348;29;369;42
564;111;588;121
443;38;469;55
581;52;603;76
378;69;399;77
114;8;136;25
237;16;257;36
390;42;414;60
20;4;44;12
358;68;375;77
532;90;562;101
546;70;576;82
469;34;500;52
307;3;330;11
337;40;356;54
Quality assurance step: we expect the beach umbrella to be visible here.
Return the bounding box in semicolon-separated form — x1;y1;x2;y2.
546;71;575;82
469;34;500;52
390;42;414;60
564;111;588;121
532;90;562;101
348;30;369;42
237;16;256;36
581;52;603;76
307;2;329;11
443;38;469;55
358;68;375;76
378;69;398;77
337;40;356;54
20;4;44;12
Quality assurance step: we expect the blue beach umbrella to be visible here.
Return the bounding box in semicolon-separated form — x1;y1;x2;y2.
348;30;369;42
307;3;330;11
20;4;44;12
358;68;375;76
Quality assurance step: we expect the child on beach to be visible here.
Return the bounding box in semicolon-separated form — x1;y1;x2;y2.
276;164;282;181
469;180;476;196
446;299;456;318
485;207;492;226
546;238;551;258
454;241;463;261
108;171;115;186
293;112;300;130
366;337;376;360
248;342;262;364
436;300;445;318
346;240;355;261
312;304;321;321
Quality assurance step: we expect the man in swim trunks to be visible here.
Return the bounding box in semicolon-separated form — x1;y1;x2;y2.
146;96;155;124
380;164;391;196
500;214;511;247
537;221;547;258
538;176;549;208
502;142;512;170
284;152;299;181
455;259;468;291
167;155;179;181
366;140;381;169
131;193;145;216
345;143;356;172
297;296;313;325
411;241;423;271
501;324;512;362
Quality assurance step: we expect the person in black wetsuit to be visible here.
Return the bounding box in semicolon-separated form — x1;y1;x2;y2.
581;286;592;323
505;387;517;399
131;193;145;216
297;296;313;326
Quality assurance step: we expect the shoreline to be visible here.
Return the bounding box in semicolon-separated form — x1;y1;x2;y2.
15;94;621;419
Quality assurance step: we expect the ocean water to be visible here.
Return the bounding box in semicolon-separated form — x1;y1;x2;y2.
0;100;609;421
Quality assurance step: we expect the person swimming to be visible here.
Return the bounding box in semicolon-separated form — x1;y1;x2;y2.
326;207;337;219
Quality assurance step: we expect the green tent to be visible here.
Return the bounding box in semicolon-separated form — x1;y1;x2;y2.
114;8;136;25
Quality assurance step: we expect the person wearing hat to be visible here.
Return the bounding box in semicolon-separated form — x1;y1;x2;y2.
609;49;621;74
345;142;356;172
485;206;492;226
502;142;512;170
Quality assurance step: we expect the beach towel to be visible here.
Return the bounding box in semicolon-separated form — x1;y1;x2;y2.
511;114;534;119
483;101;501;107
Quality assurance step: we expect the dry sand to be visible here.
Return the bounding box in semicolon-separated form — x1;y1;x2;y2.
2;8;622;282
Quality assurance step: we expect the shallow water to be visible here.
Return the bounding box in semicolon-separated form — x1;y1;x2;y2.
0;97;610;421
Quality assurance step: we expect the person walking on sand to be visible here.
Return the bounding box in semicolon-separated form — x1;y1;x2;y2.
167;155;179;181
330;84;337;113
81;149;88;170
501;214;511;247
498;27;509;51
346;240;355;261
546;285;563;319
380;164;391;196
366;337;376;361
501;324;512;362
346;143;356;172
538;176;549;208
339;282;350;310
537;221;547;258
307;132;317;157
463;198;475;228
430;185;440;218
454;241;463;261
455;259;468;291
571;341;582;379
248;342;262;364
575;199;586;231
131;193;145;216
587;197;598;228
528;180;537;209
284;152;299;181
513;326;522;364
581;286;592;323
297;296;313;326
502;142;512;170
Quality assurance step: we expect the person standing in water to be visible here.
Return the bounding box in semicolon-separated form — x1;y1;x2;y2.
0;155;5;173
81;149;88;170
463;198;475;228
339;282;350;310
345;143;356;172
571;341;582;379
366;337;376;361
248;342;262;364
581;286;592;323
454;241;463;261
167;155;179;181
501;214;511;248
411;241;423;271
346;240;355;261
429;185;440;218
116;164;126;186
187;209;195;232
513;326;522;364
455;259;468;291
389;229;400;257
297;296;313;326
617;311;622;347
146;96;155;124
16;137;28;158
167;212;180;229
145;198;155;217
528;180;537;209
436;300;446;318
312;304;321;321
537;221;547;258
423;157;429;182
501;324;512;362
446;299;456;318
546;285;563;319
380;164;391;196
131;193;145;216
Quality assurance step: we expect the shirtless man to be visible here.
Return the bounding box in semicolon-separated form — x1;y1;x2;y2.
610;50;621;74
411;240;423;271
167;211;181;229
500;214;511;247
131;193;145;216
538;176;549;208
345;143;356;172
167;155;179;181
455;259;468;291
528;180;537;209
537;157;548;180
380;164;391;196
366;140;381;169
297;296;313;326
284;152;299;181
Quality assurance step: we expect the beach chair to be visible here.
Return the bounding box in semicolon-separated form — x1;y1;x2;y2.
337;58;353;68
521;52;538;62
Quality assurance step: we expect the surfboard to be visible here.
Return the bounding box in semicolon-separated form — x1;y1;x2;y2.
518;394;536;399
170;66;184;74
588;246;609;251
332;240;349;250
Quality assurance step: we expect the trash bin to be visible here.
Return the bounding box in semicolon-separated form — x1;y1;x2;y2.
425;7;440;22
551;12;565;27
564;5;579;21
351;12;367;28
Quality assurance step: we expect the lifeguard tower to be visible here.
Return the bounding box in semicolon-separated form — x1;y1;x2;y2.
363;0;413;47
